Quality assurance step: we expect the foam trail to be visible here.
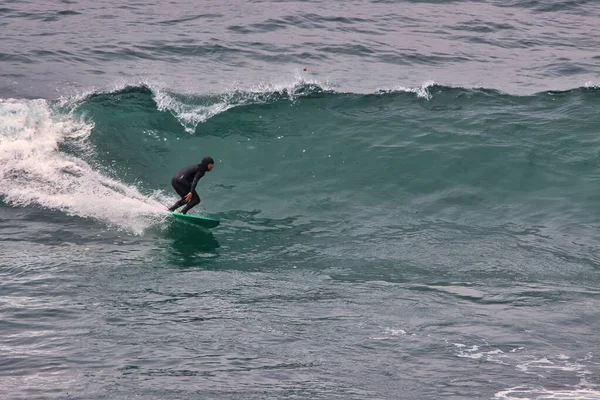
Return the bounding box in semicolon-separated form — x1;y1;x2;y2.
0;98;168;234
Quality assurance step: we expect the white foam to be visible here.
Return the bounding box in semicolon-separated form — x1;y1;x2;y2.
153;87;234;134
450;341;598;400
451;342;508;363
371;327;407;340
379;80;437;100
0;98;168;234
57;78;135;109
495;386;600;400
242;69;335;98
153;71;335;134
516;356;587;376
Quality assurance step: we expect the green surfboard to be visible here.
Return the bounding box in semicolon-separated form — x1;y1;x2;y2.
170;212;220;229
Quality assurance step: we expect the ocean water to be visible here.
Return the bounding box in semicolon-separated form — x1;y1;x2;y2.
2;1;600;399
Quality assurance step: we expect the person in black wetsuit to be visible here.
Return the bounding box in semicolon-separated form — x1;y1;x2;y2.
167;156;215;214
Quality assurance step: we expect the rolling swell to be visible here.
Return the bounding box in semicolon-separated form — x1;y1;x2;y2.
63;83;600;232
3;82;599;236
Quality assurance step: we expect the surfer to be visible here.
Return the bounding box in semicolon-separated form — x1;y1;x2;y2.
167;156;215;214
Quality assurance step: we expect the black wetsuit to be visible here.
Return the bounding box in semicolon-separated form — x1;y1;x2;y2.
168;157;213;214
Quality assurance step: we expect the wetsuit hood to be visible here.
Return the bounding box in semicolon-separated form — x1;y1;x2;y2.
201;157;214;167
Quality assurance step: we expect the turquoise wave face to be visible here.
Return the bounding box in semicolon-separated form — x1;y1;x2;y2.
64;84;600;225
2;83;600;233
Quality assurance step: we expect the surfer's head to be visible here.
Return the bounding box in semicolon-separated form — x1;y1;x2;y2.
202;156;215;171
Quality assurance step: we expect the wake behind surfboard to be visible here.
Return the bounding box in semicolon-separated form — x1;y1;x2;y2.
170;212;220;229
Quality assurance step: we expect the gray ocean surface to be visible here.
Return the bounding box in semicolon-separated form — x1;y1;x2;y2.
2;1;600;399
